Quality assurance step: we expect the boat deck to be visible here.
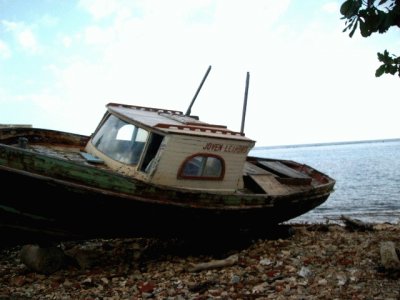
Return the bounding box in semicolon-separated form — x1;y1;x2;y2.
14;143;110;172
27;144;319;195
0;127;332;197
242;159;326;195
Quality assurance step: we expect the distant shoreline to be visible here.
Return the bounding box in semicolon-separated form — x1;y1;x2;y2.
254;137;400;150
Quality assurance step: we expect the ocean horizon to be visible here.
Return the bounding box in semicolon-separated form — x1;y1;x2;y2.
254;137;400;150
250;138;400;224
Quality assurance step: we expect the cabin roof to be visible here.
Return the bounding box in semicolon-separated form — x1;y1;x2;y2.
107;103;254;142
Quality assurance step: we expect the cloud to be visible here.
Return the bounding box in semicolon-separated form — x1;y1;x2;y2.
36;0;297;138
1;20;40;53
1;20;18;31
17;28;39;52
84;26;114;45
322;2;339;13
2;0;396;145
0;39;11;58
38;14;59;27
214;0;289;28
78;0;131;20
61;36;72;48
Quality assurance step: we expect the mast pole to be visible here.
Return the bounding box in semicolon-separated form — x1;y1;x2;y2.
240;72;250;135
185;65;212;116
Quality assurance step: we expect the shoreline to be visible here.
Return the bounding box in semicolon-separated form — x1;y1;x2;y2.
287;211;400;226
1;222;400;299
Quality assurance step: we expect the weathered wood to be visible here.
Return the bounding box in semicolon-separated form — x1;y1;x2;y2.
187;254;238;272
380;241;400;270
243;161;274;175
276;177;312;186
153;134;251;190
258;161;310;179
0;115;335;244
249;174;288;195
340;215;373;231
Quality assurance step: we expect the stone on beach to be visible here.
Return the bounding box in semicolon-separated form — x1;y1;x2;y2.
1;223;400;299
20;244;66;275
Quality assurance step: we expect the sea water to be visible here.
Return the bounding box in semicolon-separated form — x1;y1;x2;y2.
250;139;400;224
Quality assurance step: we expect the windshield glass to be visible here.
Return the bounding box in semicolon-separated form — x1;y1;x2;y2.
92;114;149;165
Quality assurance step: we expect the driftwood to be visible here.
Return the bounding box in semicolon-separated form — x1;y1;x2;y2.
187;254;238;272
380;241;400;271
340;215;373;231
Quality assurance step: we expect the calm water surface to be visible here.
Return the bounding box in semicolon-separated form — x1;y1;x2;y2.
250;140;400;224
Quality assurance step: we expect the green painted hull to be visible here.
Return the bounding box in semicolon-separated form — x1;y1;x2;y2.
0;128;335;245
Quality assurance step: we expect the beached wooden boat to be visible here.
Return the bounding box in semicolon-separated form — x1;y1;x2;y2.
0;70;335;244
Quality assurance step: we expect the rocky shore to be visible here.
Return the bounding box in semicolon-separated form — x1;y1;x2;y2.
1;222;400;299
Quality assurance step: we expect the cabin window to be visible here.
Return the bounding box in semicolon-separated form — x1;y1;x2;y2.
178;154;225;180
92;115;149;165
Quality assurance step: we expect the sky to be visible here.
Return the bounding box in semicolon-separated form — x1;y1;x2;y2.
0;0;399;147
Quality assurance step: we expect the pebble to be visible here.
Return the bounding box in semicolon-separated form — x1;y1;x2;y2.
1;224;400;299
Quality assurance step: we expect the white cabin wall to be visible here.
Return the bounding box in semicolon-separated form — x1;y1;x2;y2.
150;134;254;191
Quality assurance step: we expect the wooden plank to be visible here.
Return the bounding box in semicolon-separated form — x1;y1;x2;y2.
249;174;288;195
154;134;247;190
258;161;310;179
277;177;312;185
243;162;274;175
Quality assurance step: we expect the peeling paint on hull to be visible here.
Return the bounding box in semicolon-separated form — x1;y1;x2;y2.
0;128;335;244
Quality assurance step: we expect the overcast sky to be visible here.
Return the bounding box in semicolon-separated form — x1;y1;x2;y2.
0;0;398;146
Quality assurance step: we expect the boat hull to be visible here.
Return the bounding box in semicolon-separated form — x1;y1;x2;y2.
0;165;331;245
0;128;335;245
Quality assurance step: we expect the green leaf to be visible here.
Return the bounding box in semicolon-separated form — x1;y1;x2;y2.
359;20;371;37
377;52;384;62
349;19;358;37
340;0;352;16
380;50;392;64
383;10;398;29
388;65;397;74
375;65;385;77
343;21;353;32
340;0;362;18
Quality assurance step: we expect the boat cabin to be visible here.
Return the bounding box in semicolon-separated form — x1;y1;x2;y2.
85;103;255;192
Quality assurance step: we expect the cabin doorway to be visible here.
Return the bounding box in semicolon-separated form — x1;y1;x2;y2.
140;133;164;173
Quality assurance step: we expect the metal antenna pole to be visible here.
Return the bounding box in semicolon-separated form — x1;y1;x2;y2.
185;65;212;116
240;72;250;135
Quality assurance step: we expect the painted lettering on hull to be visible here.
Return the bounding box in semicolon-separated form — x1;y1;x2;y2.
202;143;248;154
